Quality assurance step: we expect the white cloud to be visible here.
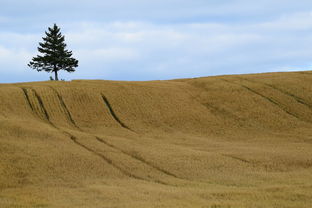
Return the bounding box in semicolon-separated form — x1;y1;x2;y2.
0;46;43;83
2;7;312;82
76;48;140;63
0;46;33;68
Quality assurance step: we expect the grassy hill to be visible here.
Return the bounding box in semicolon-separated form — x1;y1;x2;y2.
1;71;312;208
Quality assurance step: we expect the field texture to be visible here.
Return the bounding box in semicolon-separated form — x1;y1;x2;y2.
1;71;312;208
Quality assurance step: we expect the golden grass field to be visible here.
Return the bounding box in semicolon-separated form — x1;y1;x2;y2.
1;71;312;208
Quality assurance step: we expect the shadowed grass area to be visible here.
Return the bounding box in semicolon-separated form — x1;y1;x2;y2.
1;71;312;207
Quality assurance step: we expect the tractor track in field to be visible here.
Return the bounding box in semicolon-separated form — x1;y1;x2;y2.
95;136;180;179
20;87;53;124
48;86;80;129
236;77;312;111
221;154;251;164
202;102;241;120
65;133;150;182
183;83;241;121
220;78;308;123
21;87;34;111
101;94;134;132
20;86;173;185
296;72;312;76
32;88;51;121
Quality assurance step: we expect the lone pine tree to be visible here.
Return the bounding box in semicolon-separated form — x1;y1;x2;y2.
28;24;78;81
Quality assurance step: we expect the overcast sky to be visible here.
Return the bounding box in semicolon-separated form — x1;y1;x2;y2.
1;0;312;83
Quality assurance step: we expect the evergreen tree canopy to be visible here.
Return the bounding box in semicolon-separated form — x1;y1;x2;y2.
28;24;78;81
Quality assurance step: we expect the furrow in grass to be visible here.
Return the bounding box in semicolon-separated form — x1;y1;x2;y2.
296;72;312;75
184;83;240;121
31;89;51;121
95;136;181;179
48;86;79;129
22;88;168;184
220;78;306;122
67;134;145;181
202;102;240;120
221;154;251;164
20;87;34;111
238;77;312;111
101;94;133;131
21;87;53;125
19;86;174;185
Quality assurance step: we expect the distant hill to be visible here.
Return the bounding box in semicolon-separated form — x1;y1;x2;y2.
1;71;312;208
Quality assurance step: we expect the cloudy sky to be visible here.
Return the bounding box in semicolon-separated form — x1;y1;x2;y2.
1;0;312;83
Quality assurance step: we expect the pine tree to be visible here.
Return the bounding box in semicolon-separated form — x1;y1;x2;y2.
28;24;78;81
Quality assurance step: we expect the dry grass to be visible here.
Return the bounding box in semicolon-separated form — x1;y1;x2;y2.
1;71;312;207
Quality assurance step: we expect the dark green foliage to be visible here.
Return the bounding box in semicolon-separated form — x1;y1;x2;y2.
28;24;78;81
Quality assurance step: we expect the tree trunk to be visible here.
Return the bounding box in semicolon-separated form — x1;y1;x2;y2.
54;70;59;81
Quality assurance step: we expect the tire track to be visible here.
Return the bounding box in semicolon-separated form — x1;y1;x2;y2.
184;84;240;120
20;87;53;124
203;102;240;120
32;89;51;121
101;94;134;132
237;77;312;110
71;135;171;185
20;87;169;185
220;78;305;122
48;86;80;129
49;92;169;184
66;133;148;182
221;154;251;164
95;136;180;179
296;72;312;75
20;87;33;111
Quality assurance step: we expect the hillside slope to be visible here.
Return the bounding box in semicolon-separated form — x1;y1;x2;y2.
1;71;312;208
